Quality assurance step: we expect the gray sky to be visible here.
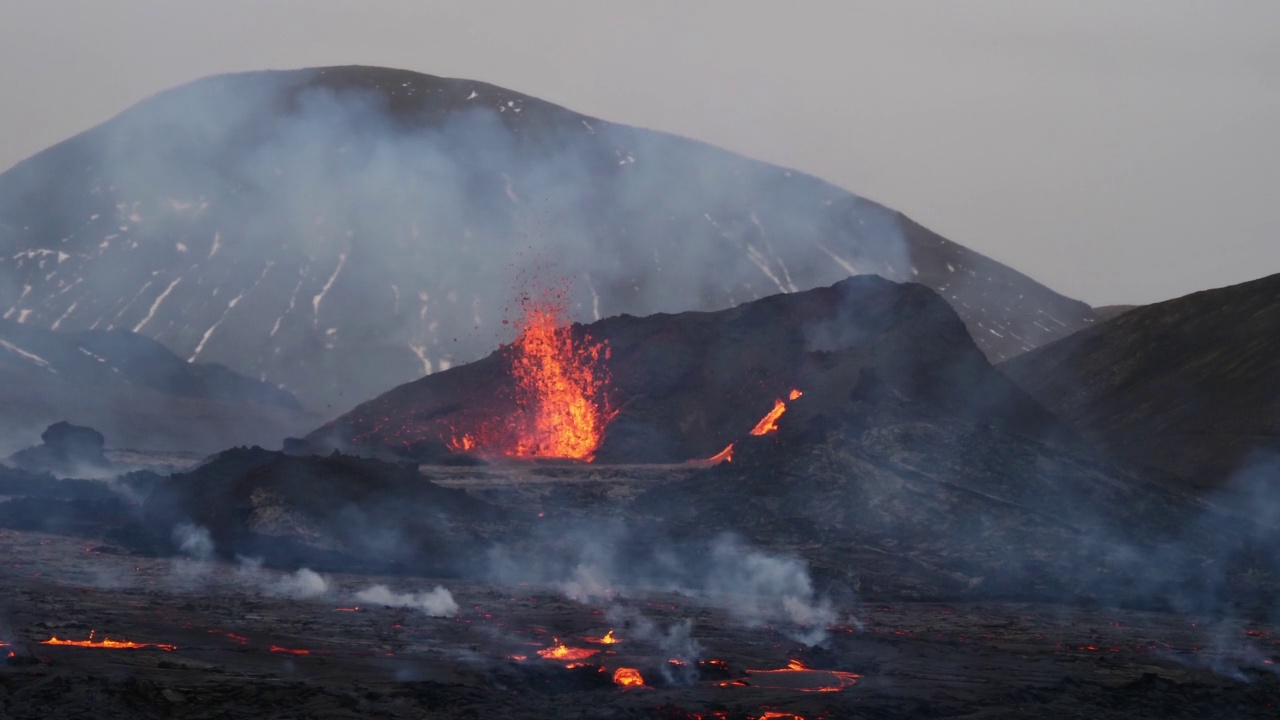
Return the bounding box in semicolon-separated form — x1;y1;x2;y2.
1;1;1276;306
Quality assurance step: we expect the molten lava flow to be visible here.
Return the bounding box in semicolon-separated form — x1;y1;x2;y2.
750;388;802;436
708;443;734;464
723;657;859;693
612;666;645;687
41;632;176;652
750;399;787;435
536;638;599;662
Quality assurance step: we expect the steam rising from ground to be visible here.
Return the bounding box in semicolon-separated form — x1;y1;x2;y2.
355;584;459;617
489;527;839;645
172;522;214;561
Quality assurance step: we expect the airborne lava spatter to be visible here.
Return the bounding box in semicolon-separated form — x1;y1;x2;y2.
443;284;616;461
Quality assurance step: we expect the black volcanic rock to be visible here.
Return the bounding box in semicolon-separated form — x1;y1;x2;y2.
139;447;500;575
308;276;1062;464
1001;273;1280;489
0;318;318;455
8;421;111;476
0;65;1096;412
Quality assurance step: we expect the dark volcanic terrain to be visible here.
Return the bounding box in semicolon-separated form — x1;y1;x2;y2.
1001;272;1280;490
0;65;1098;411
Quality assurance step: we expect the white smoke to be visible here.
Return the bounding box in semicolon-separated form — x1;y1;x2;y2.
704;535;837;644
232;556;330;599
271;568;329;599
172;522;214;560
355;584;458;617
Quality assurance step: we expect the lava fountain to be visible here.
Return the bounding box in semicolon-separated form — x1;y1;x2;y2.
448;285;616;461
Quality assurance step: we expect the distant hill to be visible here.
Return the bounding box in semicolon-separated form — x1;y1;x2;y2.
1001;273;1280;489
0;66;1097;412
0;319;318;455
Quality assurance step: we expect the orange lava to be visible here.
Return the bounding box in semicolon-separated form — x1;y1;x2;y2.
40;633;176;652
756;712;806;720
717;658;860;693
446;285;615;461
334;606;360;612
536;638;599;662
707;443;735;464
749;399;788;435
586;630;619;644
749;389;802;436
612;666;645;687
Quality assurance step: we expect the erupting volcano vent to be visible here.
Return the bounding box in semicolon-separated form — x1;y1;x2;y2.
429;283;616;461
500;287;616;460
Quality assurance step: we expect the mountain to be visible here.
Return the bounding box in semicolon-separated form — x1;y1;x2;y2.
0;319;318;455
0;66;1097;412
1001;273;1280;489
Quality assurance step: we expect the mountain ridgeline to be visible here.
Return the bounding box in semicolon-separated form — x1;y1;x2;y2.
0;65;1097;412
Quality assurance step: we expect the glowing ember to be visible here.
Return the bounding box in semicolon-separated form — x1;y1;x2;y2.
718;658;860;693
536;638;599;662
749;389;802;436
612;666;645;687
334;606;361;612
41;632;176;652
586;630;620;644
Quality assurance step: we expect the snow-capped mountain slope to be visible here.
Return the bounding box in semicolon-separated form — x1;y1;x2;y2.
0;66;1097;411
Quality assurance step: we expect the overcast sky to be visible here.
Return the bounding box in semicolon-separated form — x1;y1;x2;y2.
1;1;1276;306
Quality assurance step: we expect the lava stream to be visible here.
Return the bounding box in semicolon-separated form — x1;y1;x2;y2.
41;632;176;652
749;389;802;436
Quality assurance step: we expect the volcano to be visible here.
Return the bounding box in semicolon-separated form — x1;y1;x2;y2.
0;65;1097;413
310;275;1060;464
